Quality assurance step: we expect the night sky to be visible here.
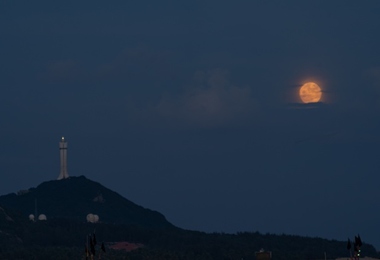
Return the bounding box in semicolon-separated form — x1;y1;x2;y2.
1;1;380;249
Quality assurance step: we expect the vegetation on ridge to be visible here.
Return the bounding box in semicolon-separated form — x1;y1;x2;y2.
0;176;172;229
0;176;378;259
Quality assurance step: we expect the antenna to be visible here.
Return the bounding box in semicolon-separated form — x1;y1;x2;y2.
34;199;38;222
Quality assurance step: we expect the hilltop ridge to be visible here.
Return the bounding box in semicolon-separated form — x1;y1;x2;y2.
0;177;380;259
0;176;173;229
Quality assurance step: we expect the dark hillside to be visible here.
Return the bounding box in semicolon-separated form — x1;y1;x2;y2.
0;176;173;229
1;177;379;259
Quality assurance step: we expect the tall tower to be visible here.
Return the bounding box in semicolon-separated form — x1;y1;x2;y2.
57;136;69;180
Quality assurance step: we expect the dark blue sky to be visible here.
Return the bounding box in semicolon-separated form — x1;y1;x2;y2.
1;0;380;248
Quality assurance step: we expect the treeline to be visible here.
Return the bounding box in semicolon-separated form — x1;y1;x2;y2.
0;216;379;260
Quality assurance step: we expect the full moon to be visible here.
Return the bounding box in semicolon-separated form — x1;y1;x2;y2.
299;82;322;103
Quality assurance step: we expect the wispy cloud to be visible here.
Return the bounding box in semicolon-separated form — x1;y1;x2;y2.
44;60;84;82
366;67;380;86
97;47;174;80
156;69;257;127
41;46;175;84
363;66;380;107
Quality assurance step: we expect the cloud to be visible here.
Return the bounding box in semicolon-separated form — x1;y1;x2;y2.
156;69;257;127
366;67;380;86
362;66;380;107
41;46;175;84
43;60;84;82
96;47;175;81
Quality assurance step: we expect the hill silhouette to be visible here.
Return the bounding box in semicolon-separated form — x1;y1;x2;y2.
1;176;379;259
0;176;173;229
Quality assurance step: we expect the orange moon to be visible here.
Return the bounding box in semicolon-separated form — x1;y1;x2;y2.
299;82;322;103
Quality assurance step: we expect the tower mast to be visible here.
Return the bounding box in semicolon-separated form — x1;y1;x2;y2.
57;136;69;180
